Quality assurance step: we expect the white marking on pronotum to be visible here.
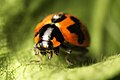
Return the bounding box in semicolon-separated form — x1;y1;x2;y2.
42;27;54;41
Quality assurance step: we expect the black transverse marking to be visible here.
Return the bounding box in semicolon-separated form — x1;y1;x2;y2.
51;13;66;23
35;24;64;43
35;32;39;37
37;24;51;38
67;16;85;44
34;24;50;37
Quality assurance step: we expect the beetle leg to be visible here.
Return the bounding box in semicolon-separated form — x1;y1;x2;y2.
54;47;59;55
61;44;72;54
65;54;73;65
33;46;42;62
47;50;53;60
60;44;73;65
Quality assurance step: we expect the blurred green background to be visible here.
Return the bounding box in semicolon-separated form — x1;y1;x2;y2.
0;0;120;80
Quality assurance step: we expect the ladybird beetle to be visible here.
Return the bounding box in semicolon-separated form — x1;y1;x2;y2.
34;12;90;60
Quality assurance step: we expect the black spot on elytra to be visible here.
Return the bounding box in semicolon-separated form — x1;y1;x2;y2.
67;16;85;44
51;24;64;43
